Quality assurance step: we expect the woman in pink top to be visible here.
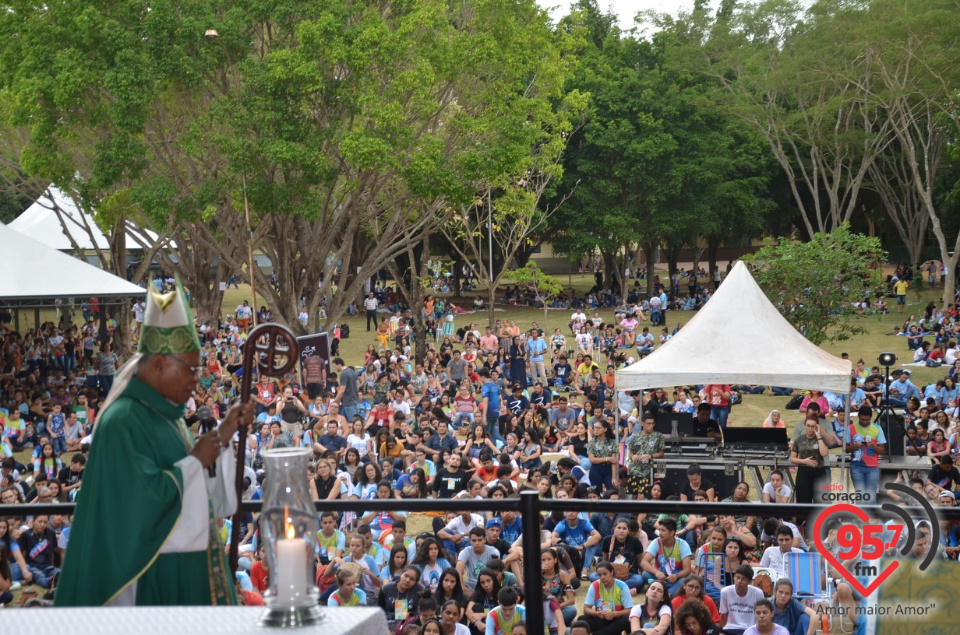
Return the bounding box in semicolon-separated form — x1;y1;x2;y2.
452;386;478;429
798;390;831;416
619;316;638;346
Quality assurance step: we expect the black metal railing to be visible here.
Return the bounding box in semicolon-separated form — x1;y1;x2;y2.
5;494;959;629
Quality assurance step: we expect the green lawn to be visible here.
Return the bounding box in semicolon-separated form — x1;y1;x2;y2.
8;272;949;608
222;276;942;427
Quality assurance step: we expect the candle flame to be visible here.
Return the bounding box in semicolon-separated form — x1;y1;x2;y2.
284;505;295;540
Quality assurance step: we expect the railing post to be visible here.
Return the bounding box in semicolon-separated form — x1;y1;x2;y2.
520;490;544;633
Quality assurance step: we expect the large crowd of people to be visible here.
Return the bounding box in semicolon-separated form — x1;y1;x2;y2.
1;271;959;633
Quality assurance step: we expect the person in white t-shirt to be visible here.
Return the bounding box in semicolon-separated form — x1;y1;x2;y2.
758;526;803;579
437;512;486;555
569;311;586;334
628;579;672;633
391;396;412;418
719;565;765;634
761;471;792;504
236;300;253;331
132;299;144;337
945;343;958;367
575;328;593;356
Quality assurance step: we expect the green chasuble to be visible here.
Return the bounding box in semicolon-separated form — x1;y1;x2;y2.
56;377;236;606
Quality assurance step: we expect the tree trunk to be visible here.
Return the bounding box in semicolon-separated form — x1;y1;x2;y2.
666;243;682;288
487;284;496;329
609;246;627;303
161;227;228;330
645;243;656;297
112;302;131;357
601;250;615;289
192;266;227;328
452;260;462;299
387;237;431;366
106;224;131;356
708;239;720;280
943;259;959;309
692;244;705;274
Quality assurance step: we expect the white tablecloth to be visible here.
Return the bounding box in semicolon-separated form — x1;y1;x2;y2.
1;606;388;635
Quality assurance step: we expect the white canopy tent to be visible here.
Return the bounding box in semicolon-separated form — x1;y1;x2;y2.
0;222;145;301
9;185;167;251
616;260;853;488
616;261;851;392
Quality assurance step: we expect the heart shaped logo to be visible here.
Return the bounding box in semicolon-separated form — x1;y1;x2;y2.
812;503;899;598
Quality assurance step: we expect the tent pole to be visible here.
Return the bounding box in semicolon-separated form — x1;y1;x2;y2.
841;394;851;491
614;377;621;491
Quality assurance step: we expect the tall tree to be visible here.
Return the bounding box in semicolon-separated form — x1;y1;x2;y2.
510;261;563;333
696;0;893;238
820;0;960;307
0;0;576;334
551;1;774;296
744;225;885;345
866;140;930;269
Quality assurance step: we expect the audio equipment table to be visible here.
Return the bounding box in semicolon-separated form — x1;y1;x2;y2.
653;456;794;500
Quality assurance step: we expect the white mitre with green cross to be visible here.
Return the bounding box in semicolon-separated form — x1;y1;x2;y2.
138;278;201;355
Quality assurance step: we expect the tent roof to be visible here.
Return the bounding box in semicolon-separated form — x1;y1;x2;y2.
616;261;851;393
0;222;145;300
9;186;165;250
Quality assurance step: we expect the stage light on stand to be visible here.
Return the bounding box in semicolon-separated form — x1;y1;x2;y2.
877;352;898;462
878;352;897;367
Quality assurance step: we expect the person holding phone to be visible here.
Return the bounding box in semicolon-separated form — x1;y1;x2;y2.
844;405;886;501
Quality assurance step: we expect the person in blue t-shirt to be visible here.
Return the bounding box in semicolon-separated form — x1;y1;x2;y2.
551;511;602;580
526;331;548;387
481;369;505;444
772;579;818;635
499;510;522;545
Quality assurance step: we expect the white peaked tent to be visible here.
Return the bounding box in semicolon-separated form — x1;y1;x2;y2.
9;185;165;250
616;261;851;391
0;222;145;300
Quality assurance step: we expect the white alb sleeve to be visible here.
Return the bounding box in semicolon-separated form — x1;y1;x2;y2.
206;444;238;519
162;455;210;553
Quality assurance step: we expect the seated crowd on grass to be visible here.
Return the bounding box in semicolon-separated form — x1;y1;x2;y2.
1;282;959;634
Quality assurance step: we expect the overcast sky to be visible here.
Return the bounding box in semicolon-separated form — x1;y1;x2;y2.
539;0;711;31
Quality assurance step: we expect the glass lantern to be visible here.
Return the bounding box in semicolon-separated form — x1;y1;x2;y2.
257;447;326;627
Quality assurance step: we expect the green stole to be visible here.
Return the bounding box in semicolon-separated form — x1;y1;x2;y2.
55;377;235;606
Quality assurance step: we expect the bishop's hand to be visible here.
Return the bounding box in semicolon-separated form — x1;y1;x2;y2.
191;430;222;468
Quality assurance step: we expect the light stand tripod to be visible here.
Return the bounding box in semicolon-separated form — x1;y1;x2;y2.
877;352;902;464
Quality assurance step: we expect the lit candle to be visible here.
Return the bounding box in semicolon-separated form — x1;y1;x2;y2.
275;508;307;608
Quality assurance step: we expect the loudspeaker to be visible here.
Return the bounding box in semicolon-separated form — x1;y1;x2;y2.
879;410;906;458
655;466;743;500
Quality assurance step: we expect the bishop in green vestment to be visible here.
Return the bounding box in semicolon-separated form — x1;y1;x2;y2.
56;282;254;607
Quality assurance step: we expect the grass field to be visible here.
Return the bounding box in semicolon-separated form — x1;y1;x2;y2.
6;270;951;608
215;274;950;523
218;274;946;427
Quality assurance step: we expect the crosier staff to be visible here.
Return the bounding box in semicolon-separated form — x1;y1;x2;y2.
231;323;298;574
